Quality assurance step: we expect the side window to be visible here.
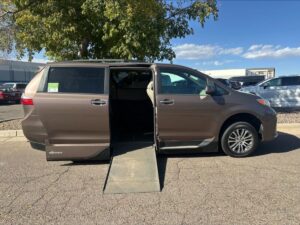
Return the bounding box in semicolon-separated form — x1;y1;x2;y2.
46;67;105;94
282;77;300;86
159;69;207;95
263;78;282;87
16;84;27;89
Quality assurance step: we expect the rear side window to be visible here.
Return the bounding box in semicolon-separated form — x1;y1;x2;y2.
47;67;105;94
282;77;300;86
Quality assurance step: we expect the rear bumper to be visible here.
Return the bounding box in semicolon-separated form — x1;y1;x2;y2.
260;109;277;141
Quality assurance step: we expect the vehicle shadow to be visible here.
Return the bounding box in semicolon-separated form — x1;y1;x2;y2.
253;131;300;156
61;132;300;191
61;160;110;166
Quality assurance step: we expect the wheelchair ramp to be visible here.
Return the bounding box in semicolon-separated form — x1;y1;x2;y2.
104;142;160;194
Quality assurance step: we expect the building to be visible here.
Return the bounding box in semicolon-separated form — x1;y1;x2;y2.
201;67;275;79
246;68;275;79
0;59;45;83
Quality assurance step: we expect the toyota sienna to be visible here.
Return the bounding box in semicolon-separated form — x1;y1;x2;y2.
21;61;277;160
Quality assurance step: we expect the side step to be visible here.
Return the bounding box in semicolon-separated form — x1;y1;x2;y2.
104;142;160;194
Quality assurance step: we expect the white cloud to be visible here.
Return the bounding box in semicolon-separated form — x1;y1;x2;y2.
219;47;243;55
173;43;244;60
202;60;235;66
243;45;300;59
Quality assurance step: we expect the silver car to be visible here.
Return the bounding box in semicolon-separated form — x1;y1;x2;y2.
241;75;300;108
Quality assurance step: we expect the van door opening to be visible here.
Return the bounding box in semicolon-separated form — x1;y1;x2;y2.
109;68;154;144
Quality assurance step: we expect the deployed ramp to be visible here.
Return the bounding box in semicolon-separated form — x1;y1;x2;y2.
104;142;160;194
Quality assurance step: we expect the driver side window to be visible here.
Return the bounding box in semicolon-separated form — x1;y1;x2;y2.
159;69;207;95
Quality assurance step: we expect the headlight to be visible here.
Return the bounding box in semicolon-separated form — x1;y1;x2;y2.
257;98;270;107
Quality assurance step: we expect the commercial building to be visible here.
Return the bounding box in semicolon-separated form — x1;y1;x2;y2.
202;67;275;79
0;59;45;83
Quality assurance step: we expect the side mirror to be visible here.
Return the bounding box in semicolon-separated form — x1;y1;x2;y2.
206;80;216;95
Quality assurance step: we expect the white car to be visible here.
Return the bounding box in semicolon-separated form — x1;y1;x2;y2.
240;75;300;108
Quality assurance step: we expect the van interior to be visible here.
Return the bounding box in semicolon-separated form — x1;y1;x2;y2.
109;68;154;144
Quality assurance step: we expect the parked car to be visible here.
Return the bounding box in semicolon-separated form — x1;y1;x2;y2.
21;61;277;160
0;82;27;103
230;76;266;87
240;75;300;108
229;80;242;90
216;78;242;90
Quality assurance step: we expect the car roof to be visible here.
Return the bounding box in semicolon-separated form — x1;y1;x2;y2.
47;60;152;67
278;75;300;78
46;61;203;72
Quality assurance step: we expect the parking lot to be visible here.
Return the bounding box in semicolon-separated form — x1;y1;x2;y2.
1;131;300;225
0;104;23;122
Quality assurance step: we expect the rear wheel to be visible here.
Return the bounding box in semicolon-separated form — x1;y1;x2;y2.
221;122;259;157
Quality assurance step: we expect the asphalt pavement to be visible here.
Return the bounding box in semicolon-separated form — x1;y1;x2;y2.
0;104;23;122
0;132;300;225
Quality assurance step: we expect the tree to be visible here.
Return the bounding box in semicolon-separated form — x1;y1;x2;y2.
0;0;218;61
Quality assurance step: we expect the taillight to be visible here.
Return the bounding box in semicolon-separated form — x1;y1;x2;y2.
21;96;34;105
0;91;3;99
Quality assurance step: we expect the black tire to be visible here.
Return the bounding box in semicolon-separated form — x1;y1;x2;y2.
221;122;259;157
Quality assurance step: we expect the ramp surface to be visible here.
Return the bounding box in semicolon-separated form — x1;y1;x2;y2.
104;142;160;194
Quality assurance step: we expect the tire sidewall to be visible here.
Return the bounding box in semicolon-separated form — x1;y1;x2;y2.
221;122;259;157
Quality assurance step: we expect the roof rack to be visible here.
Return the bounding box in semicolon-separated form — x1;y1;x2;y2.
71;59;144;63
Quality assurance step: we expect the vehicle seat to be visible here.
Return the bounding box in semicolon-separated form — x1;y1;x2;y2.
146;80;154;105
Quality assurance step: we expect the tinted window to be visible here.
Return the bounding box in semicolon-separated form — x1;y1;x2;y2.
16;84;26;89
159;69;207;95
47;67;105;94
282;77;300;86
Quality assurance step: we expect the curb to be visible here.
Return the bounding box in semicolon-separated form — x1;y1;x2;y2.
0;130;24;137
0;118;23;123
277;123;300;136
277;123;300;128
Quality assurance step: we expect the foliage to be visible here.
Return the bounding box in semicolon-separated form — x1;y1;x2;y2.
0;0;218;61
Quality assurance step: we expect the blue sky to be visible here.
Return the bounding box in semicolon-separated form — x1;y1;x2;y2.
30;0;300;76
171;0;300;76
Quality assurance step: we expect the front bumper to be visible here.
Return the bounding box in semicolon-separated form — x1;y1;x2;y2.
260;108;278;141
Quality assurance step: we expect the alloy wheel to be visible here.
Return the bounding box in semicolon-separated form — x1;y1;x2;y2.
227;128;254;153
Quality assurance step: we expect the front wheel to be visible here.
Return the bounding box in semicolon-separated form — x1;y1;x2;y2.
221;122;259;157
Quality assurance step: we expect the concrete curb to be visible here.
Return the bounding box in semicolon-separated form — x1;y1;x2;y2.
277;123;300;136
277;123;300;128
0;117;23;123
0;130;24;137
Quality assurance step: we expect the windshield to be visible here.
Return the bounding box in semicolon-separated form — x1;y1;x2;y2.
256;78;272;86
0;83;14;89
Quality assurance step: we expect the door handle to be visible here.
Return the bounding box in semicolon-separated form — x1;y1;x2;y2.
159;99;174;105
91;99;107;106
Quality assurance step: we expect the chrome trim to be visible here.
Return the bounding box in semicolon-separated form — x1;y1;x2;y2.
160;137;215;150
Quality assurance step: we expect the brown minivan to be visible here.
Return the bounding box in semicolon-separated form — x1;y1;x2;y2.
21;61;277;160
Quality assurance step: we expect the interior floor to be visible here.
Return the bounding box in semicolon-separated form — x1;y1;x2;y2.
110;68;154;143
